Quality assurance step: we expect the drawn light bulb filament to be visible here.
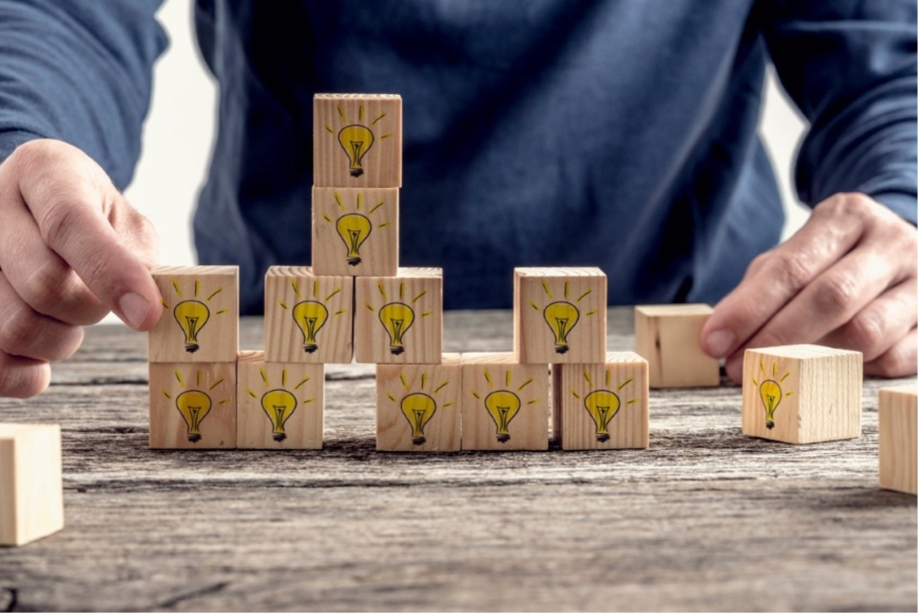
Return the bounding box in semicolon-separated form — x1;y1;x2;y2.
379;302;415;356
337;125;375;177
175;390;212;443
543;301;580;354
260;389;298;442
292;300;329;354
173;300;210;353
759;379;782;430
484;390;522;443
335;213;372;266
400;392;437;446
584;390;620;442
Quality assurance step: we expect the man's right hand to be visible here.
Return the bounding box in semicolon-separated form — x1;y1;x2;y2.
0;139;162;398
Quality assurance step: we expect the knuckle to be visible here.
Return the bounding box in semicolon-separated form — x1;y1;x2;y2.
20;260;70;315
845;310;886;357
816;193;873;219
770;251;814;291
0;303;44;356
37;197;81;251
8;140;53;176
813;273;859;315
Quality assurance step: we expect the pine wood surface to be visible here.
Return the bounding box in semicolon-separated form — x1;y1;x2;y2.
0;309;915;611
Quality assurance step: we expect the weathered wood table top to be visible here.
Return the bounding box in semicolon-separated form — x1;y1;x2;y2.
0;308;916;611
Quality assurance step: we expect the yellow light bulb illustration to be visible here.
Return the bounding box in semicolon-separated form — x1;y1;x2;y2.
173;300;210;353
335;213;372;266
260;388;298;442
337;124;375;177
584;390;620;443
484;390;522;443
759;379;782;430
379;302;415;356
400;392;438;446
543;301;580;354
292;300;329;354
175;390;212;443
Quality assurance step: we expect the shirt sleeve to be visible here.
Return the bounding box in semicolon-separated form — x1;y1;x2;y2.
760;0;918;224
0;0;167;190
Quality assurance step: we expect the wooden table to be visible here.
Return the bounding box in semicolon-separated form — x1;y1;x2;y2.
0;309;915;611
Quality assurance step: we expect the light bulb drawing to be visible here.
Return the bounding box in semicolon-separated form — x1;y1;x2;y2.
366;281;433;356
323;104;393;178
336;213;372;265
161;279;228;354
471;369;539;443
572;369;640;442
752;361;793;430
247;369;314;442
277;279;347;355
162;369;230;443
384;371;454;446
318;191;391;268
530;280;598;354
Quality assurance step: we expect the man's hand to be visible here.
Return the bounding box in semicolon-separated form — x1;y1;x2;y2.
701;193;917;383
0;139;162;397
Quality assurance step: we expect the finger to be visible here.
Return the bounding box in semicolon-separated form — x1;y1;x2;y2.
819;278;918;361
865;327;918;378
0;350;50;398
0;272;84;361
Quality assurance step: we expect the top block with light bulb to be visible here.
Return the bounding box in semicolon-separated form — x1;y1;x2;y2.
313;94;402;188
513;267;607;364
148;266;240;363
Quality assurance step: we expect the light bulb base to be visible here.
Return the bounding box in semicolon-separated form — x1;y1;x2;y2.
273;433;287;443
766;420;775;430
496;434;510;443
185;343;200;354
303;344;318;354
347;257;362;266
412;436;426;446
554;344;569;355
389;346;405;356
187;433;201;443
349;168;364;178
596;433;610;443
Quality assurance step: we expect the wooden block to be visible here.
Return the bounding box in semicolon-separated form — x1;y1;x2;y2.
236;351;324;450
376;354;462;452
354;268;443;365
149;362;237;449
460;353;549;451
312;187;398;277
148;265;239;363
741;344;862;444
634;304;720;388
513;267;607;364
264;266;354;364
0;424;64;546
313;94;402;188
879;385;917;495
552;352;649;450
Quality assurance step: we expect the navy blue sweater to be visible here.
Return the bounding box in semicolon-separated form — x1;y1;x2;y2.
0;1;916;313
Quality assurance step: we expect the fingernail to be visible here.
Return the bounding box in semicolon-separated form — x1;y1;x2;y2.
705;329;735;358
118;292;151;330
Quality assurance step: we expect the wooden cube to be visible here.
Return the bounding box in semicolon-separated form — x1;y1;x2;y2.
354;268;443;365
460;353;549;451
312;187;398;277
634;304;720;388
0;424;64;546
552;352;649;450
237;351;324;450
264;266;354;364
879;385;917;495
149;362;237;449
513;267;607;364
313;94;402;188
741;344;862;444
376;354;462;452
148;265;239;363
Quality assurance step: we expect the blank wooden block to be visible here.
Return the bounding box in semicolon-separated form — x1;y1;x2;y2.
312;187;399;277
634;304;720;388
741;344;862;444
552;352;649;450
264;266;354;364
514;267;607;364
313;94;402;188
148;265;239;363
0;424;64;546
879;385;917;495
237;351;324;450
376;354;462;452
354;268;443;365
149;362;237;449
460;353;549;451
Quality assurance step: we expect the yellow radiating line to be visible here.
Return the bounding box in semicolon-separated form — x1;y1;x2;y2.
484;370;493;387
303;398;316;405
541;281;552;299
577;290;591;302
387;393;397;402
366;304;375;312
323;213;333;222
324;124;334;134
196;370;202;386
421;373;428;389
334;192;344;211
218;399;230;405
399;282;405;300
356;193;363;210
443;402;455;408
412;290;427;303
207;288;222;301
294;376;310;390
326;288;341;301
194;280;200;298
358;104;364;122
421;311;432;317
377;283;388;300
172;280;182;296
278;300;288;310
785;391;794;397
617;377;633;391
282;370;288;387
605;370;611;387
564;281;569;299
570;390;580;400
215;309;228;315
471;391;481;400
780;372;790;382
371;112;386;125
751;377;758;386
209;378;224;391
772;362;777;377
369;200;385;214
626;398;640;405
583;369;592;387
527;399;539;405
260;369;270;386
585;310;597;317
334;309;348;316
336;104;347;121
378;222;390;228
313;280;319;297
505;370;511;387
517;378;533;391
380;133;393;140
291;281;300;298
163;391;172;399
160;300;169;309
174;370;184;387
530;301;540;311
433;381;449;394
759;360;766;375
247;389;257;399
399;373;409;391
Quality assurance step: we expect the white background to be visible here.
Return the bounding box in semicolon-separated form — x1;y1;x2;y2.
124;1;812;271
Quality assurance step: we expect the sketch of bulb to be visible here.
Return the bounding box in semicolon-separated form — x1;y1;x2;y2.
261;389;297;442
543;301;579;354
292;300;329;354
759;380;782;430
174;300;210;353
338;124;375;177
175;390;212;443
335;213;372;266
484;390;521;443
379;302;415;356
584;390;620;443
400;393;437;446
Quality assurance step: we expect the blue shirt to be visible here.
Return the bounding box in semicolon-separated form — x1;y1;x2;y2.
0;1;916;313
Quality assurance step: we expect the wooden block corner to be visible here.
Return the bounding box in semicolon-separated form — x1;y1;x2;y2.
879;384;918;495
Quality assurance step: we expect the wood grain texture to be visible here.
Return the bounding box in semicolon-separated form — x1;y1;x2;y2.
634;304;719;388
148;266;239;363
312;187;399;277
148;362;237;449
263;266;353;364
0;425;63;546
376;355;461;452
553;352;649;450
0;309;915;611
237;352;324;450
460;353;549;451
879;385;917;495
742;345;863;444
313;94;402;188
354;268;443;365
514;267;607;364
